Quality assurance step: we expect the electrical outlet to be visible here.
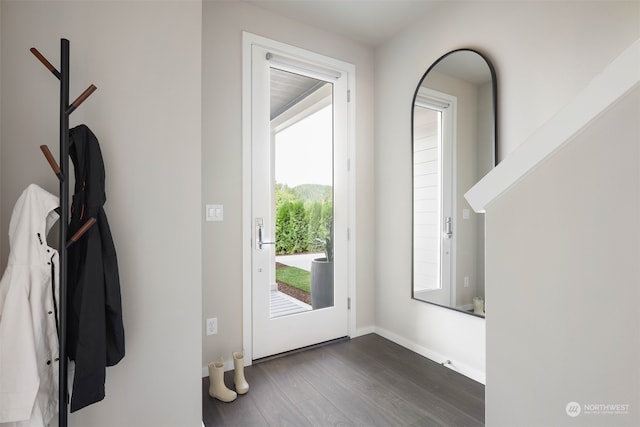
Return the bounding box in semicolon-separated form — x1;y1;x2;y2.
206;317;218;336
464;276;470;288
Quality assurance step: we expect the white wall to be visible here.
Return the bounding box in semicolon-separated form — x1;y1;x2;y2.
486;86;639;426
0;2;202;426
201;0;376;368
374;0;640;384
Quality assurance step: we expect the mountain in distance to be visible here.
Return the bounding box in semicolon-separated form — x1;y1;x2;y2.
293;183;332;201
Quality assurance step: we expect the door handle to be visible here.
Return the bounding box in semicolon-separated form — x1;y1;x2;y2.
444;217;453;239
256;218;276;249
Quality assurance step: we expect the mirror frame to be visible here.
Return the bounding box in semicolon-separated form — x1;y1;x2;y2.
410;48;498;317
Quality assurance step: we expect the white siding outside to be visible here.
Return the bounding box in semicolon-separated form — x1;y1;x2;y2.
413;106;440;291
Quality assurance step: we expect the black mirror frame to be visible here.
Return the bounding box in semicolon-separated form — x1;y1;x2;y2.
410;48;498;317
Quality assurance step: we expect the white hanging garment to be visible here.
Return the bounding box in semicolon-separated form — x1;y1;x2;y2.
0;184;60;426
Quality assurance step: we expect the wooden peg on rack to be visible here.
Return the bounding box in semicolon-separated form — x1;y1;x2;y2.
40;145;64;181
30;48;61;79
30;47;97;113
66;217;97;248
68;84;97;114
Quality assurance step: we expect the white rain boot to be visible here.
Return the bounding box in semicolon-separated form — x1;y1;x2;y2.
233;351;249;395
208;361;237;402
473;297;485;315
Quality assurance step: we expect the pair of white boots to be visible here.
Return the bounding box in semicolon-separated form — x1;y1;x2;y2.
208;351;249;403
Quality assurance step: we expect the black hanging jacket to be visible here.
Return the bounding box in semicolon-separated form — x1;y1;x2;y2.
67;124;125;412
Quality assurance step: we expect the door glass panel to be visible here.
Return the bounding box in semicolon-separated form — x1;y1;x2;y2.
270;68;334;318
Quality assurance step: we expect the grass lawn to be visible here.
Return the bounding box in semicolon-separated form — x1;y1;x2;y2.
276;266;311;293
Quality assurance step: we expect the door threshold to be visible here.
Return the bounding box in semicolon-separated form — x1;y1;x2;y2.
252;336;349;364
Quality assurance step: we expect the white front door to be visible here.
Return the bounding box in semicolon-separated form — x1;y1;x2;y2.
246;35;351;360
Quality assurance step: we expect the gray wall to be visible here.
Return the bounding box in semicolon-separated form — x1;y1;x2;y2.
486;87;639;426
0;1;202;425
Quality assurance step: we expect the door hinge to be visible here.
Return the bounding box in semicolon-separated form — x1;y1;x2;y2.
347;297;351;310
347;89;351;103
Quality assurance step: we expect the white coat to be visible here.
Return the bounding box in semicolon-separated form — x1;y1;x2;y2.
0;184;60;426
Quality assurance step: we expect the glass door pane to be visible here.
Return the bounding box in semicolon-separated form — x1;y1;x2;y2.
270;68;334;318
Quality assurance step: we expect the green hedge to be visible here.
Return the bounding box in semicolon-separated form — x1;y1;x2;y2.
275;185;333;255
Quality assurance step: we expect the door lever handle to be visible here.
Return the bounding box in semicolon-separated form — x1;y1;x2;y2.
444;217;453;239
256;218;276;249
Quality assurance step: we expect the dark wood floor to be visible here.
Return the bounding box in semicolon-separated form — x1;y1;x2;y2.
202;334;484;426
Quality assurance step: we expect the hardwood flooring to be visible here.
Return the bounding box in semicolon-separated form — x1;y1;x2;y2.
202;334;484;426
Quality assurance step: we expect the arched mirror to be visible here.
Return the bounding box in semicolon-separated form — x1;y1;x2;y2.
411;49;497;317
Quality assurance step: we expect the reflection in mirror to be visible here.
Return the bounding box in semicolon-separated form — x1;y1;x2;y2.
411;49;497;317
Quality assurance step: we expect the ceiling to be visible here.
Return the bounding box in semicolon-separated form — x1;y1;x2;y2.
253;0;449;121
244;0;445;47
270;68;327;119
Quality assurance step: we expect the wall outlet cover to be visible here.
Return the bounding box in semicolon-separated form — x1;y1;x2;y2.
206;317;218;335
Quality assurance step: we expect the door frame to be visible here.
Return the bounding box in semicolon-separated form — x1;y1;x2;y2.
241;32;357;365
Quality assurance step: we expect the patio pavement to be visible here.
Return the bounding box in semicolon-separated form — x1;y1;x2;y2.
270;252;320;317
270;291;311;318
275;252;323;272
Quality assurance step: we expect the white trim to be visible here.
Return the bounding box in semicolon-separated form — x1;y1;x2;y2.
208;326;485;385
206;326;485;383
266;52;342;81
416;87;451;110
374;327;486;385
241;32;253;367
351;326;375;338
346;65;357;347
465;37;640;213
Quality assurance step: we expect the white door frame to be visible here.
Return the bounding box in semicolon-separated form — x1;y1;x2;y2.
241;32;357;364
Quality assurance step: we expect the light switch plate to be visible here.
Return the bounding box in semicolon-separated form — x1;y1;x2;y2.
206;204;223;222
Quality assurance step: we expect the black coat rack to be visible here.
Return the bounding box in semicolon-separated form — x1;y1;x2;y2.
31;38;97;427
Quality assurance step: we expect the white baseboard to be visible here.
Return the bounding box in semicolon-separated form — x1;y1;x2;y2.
202;327;376;377
373;326;486;385
351;325;375;338
201;327;486;384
